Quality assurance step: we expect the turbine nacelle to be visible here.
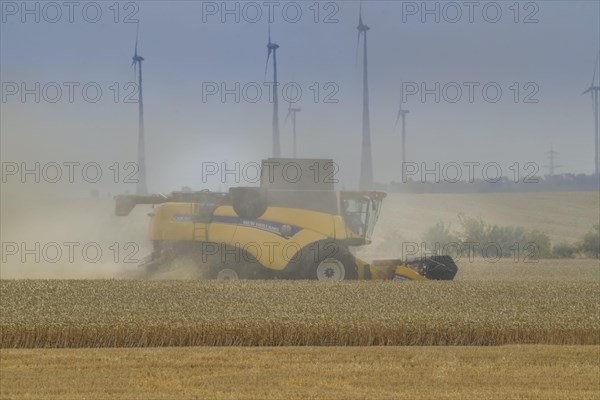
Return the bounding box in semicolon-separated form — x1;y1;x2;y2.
583;52;600;95
131;23;143;67
355;8;370;63
395;102;409;128
285;99;301;125
394;107;409;130
357;22;370;32
357;3;369;32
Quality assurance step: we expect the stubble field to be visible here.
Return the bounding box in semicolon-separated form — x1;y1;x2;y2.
1;346;599;400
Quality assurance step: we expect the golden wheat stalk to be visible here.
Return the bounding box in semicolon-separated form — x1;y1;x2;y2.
1;280;598;348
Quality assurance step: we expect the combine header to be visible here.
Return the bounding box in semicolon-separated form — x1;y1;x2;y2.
115;159;457;281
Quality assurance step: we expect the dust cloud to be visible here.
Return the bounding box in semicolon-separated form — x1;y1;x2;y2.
2;184;598;280
1;185;152;279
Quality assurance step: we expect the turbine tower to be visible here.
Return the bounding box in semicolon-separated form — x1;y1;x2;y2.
582;52;600;176
285;100;301;158
357;3;373;189
394;101;410;169
265;24;281;158
131;25;147;195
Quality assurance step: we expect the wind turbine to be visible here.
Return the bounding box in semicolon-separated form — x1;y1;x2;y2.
265;23;281;158
544;144;560;177
394;100;410;169
131;24;147;195
582;52;600;176
284;100;301;158
357;3;373;189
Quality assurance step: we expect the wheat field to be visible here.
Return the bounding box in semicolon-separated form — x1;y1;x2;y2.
1;193;599;398
2;278;598;348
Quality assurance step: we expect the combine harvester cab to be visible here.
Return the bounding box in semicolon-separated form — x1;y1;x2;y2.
115;158;457;281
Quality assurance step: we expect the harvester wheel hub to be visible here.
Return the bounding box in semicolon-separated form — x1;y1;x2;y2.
316;258;345;281
216;268;239;280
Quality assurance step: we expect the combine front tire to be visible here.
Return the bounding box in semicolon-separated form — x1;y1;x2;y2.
305;249;358;281
211;259;266;280
215;268;241;280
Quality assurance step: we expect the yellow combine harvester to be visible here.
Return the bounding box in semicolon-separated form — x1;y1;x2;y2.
115;159;457;281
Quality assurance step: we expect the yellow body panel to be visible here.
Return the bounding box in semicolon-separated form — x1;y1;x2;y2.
332;215;348;240
223;206;339;270
355;257;428;281
207;206;238;245
355;257;378;279
149;204;346;271
149;203;196;241
146;194;429;280
193;223;208;241
232;226;332;270
393;265;428;281
259;207;338;238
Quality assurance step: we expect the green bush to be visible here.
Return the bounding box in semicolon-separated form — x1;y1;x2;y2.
423;214;553;259
423;218;599;260
422;221;460;246
457;214;489;245
523;230;552;259
458;214;552;259
552;242;578;259
422;221;461;257
580;225;600;258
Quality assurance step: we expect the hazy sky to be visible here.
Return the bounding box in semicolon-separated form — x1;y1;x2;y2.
1;0;599;194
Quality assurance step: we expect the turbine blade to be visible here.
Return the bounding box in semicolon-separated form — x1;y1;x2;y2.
394;110;401;131
268;22;272;44
134;23;139;57
359;0;363;25
355;1;363;67
592;51;599;87
264;48;272;81
284;100;293;126
582;87;592;95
